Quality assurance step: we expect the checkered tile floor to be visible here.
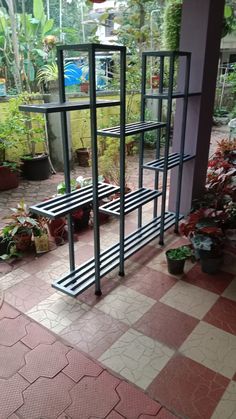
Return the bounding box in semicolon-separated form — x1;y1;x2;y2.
1;222;236;419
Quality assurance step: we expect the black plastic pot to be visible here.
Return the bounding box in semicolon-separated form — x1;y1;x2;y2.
199;249;223;274
166;251;186;275
73;207;91;232
0;237;9;256
21;154;50;181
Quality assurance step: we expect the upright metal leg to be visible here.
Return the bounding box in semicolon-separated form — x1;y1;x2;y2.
89;45;101;295
159;54;175;246
153;56;164;219
57;49;75;272
119;48;126;277
138;55;147;229
174;54;191;232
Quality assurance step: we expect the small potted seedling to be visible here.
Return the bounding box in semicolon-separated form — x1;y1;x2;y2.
166;245;193;275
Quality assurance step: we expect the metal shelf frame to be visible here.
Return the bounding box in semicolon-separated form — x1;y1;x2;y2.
19;44;197;298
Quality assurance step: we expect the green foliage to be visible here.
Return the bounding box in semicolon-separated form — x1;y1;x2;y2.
162;0;182;51
0;92;45;158
167;245;192;260
3;199;39;237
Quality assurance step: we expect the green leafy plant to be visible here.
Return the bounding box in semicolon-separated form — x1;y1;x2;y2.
3;200;39;237
162;0;182;51
166;245;192;260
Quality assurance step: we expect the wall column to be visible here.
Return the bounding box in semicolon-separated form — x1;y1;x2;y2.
168;0;225;214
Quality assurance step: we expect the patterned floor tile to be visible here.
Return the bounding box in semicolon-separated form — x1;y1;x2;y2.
0;269;31;291
0;342;29;379
60;308;128;359
26;292;90;334
96;285;156;326
211;381;236;419
183;264;234;294
21;322;56;349
15;373;74;418
155;408;178;418
160;280;218;319
65;371;120;419
122;265;177;301
63;349;102;382
4;277;54;313
180;322;236;379
20;252;60;275
19;341;69;383
222;253;236;275
203;297;236;335
34;259;70;284
0;301;20;320
223;278;236;302
0;315;29;346
0;373;29;418
134;301;199;349
115;380;161;418
148;354;229;419
99;329;174;390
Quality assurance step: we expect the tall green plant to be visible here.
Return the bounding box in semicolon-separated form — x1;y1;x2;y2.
162;0;182;51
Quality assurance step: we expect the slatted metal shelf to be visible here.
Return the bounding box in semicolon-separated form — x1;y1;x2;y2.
99;187;162;216
97;121;166;138
143;152;195;172
29;183;119;219
52;211;183;296
144;91;201;100
19;99;121;114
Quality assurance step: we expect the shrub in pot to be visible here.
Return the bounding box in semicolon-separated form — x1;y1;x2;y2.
0;121;20;191
3;200;39;252
166;245;193;275
4;93;50;181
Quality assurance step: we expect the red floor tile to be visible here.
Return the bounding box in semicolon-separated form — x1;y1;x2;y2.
148;354;229;419
15;373;74;418
19;341;69;383
4;276;54;313
63;348;103;382
233;372;236;381
203;296;236;335
115;381;161;419
134;301;199;349
183;264;234;294
106;411;125;419
0;342;29;379
156;408;178;418
60;308;128;359
0;373;29;418
74;243;95;264
0;315;29;346
0;301;19;320
65;370;120;418
76;276;120;306
21;322;56;349
21;252;60;275
124;266;177;301
130;245;162;266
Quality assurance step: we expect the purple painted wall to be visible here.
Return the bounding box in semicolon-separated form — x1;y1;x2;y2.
169;0;225;214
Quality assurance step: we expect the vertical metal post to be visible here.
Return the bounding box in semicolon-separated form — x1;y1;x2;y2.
89;45;101;295
138;54;147;229
159;53;175;245
153;55;164;218
174;54;191;232
57;48;75;272
119;47;126;277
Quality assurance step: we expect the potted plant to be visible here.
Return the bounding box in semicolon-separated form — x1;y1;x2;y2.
224;201;236;243
5;93;50;181
3;200;39;252
180;209;225;274
75;118;91;167
0;121;20;191
33;217;50;254
166;245;193;275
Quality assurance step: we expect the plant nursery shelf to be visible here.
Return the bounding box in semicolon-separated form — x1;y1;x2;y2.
29;183;120;219
143;152;195;171
52;211;183;297
97;121;166;137
19;99;121;114
99;187;162;216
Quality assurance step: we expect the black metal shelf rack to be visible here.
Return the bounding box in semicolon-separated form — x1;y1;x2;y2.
20;45;197;298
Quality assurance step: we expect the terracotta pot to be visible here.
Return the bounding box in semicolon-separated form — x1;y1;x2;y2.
76;148;90;167
80;82;89;93
48;218;67;239
0;165;19;191
14;230;32;252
